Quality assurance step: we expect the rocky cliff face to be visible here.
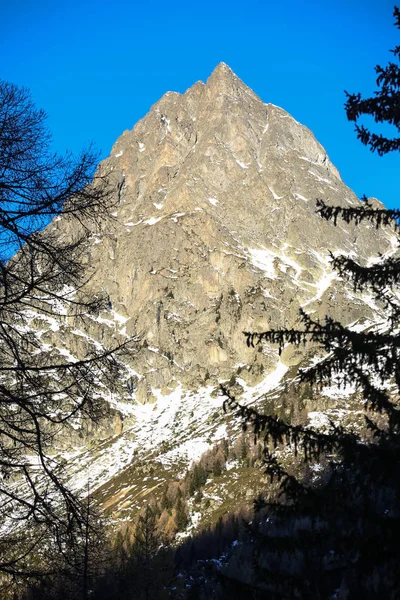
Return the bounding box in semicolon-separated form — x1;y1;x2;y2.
33;64;394;521
51;63;393;392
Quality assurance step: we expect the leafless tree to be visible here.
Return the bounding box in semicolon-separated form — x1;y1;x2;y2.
0;79;132;588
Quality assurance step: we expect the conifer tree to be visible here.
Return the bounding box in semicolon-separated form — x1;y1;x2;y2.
175;496;188;531
131;505;162;600
222;6;400;598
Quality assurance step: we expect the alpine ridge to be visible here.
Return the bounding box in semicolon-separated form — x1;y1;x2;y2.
31;63;394;523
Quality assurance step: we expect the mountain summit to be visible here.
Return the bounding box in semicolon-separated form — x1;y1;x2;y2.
60;62;389;389
45;65;393;517
204;61;247;95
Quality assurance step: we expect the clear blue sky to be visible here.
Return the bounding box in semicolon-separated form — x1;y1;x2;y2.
1;0;398;207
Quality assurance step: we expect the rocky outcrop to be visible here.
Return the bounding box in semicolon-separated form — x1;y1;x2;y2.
49;62;393;397
29;64;395;522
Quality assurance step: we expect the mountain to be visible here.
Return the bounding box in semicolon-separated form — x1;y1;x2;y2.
29;63;394;527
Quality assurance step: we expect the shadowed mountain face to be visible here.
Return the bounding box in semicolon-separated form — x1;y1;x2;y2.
39;64;393;517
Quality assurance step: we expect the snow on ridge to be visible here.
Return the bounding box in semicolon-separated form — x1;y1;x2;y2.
85;309;129;331
170;212;186;222
43;285;76;315
71;329;103;351
23;310;61;333
320;381;356;399
308;169;332;185
111;310;129;325
247;247;276;279
302;269;336;308
310;249;331;267
247;243;304;283
268;186;283;200
237;160;249;169
236;360;288;403
63;383;229;494
59;355;291;502
125;219;143;227
307;411;331;428
294;192;308;203
56;347;77;363
89;233;103;245
144;216;162;226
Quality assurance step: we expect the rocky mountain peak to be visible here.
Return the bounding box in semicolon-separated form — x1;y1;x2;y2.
58;64;392;397
205;61;244;95
209;61;235;78
40;64;396;523
108;63;342;207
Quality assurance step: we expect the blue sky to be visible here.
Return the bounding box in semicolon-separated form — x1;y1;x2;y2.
1;0;398;207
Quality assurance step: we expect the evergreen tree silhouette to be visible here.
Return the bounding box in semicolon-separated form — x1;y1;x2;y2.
221;6;400;598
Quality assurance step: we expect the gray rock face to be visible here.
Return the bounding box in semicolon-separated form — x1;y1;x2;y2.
34;64;395;519
49;63;392;397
